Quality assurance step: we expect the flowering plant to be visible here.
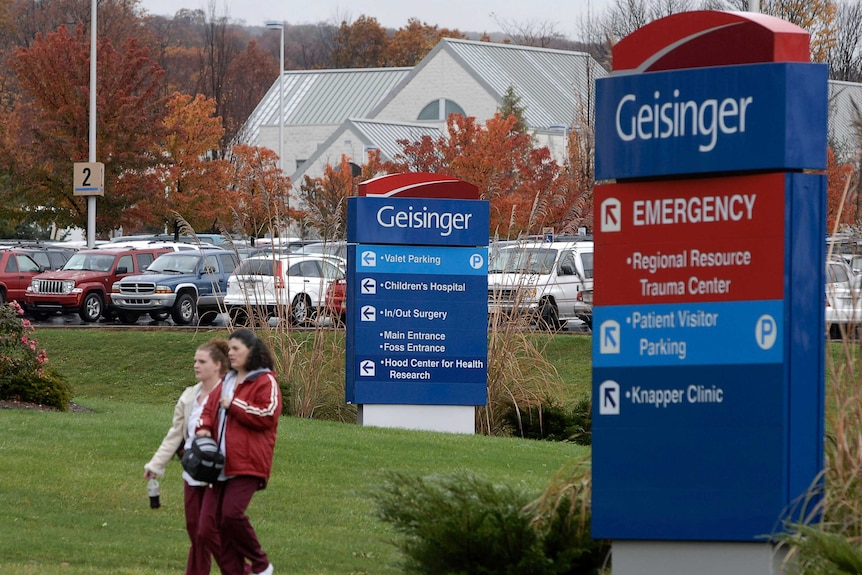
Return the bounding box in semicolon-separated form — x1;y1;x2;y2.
0;301;70;409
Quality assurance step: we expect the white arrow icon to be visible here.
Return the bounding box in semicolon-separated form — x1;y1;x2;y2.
600;320;621;354
361;251;377;267
601;198;621;232
599;381;620;415
360;360;375;377
360;305;376;321
360;278;377;295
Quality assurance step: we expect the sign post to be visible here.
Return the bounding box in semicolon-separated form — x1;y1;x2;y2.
346;174;490;433
592;11;826;574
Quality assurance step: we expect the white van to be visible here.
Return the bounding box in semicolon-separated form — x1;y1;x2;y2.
488;240;593;330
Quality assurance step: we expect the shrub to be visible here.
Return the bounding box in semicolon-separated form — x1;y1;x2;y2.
370;467;609;575
504;397;592;445
0;301;70;410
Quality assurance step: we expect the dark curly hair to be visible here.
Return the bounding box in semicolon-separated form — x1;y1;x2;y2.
229;329;275;372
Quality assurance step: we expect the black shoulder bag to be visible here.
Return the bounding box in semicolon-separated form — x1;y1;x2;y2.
181;409;226;484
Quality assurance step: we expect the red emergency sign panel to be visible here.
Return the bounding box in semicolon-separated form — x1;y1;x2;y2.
594;173;785;306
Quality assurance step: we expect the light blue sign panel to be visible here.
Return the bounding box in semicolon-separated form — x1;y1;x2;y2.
595;63;827;180
347;196;490;246
354;245;488;275
593;300;784;367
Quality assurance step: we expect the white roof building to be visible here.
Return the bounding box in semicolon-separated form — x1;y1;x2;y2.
235;37;862;205
234;38;608;189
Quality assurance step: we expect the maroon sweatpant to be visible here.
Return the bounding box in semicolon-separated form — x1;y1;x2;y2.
184;482;217;575
199;476;269;575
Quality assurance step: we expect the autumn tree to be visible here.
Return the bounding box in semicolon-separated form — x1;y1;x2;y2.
9;24;167;235
146;11;206;97
297;155;355;240
826;147;855;232
556;115;596;234
284;23;338;69
331;15;387;68
385;113;568;238
385;18;465;66
127;92;233;235
228;145;292;242
222;39;277;144
760;0;836;62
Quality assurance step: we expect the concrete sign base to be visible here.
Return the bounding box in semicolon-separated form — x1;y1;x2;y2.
357;404;475;434
613;541;787;575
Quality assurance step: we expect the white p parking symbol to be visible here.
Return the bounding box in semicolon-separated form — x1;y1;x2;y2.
755;314;777;350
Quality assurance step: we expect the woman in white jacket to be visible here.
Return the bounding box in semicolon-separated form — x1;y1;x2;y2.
144;338;232;575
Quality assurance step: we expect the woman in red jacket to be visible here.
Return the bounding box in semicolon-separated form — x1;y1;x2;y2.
197;329;282;575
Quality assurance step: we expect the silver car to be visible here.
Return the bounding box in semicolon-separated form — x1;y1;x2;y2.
224;254;344;326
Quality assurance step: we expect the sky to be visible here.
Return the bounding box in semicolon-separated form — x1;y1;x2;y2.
136;0;610;42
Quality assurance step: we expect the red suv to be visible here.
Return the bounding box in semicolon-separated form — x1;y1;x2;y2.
25;247;171;321
0;250;43;304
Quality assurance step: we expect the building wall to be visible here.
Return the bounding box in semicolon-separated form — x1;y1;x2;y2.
259;124;341;175
290;126;368;203
373;49;498;123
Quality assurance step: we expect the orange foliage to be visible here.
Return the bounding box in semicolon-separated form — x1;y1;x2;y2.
826;146;855;233
132;92;234;234
228;145;292;241
9;24;166;234
386;18;466;66
384;113;570;238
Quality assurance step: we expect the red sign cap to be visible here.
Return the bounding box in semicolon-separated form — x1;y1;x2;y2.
358;172;479;199
613;10;811;72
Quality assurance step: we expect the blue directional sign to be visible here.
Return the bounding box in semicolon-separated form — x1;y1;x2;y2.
346;196;490;407
347;196;490;246
595;63;828;180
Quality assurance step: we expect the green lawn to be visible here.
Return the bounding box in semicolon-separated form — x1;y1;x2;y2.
0;328;591;575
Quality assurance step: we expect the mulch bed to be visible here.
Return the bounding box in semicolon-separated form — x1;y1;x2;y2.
0;399;92;412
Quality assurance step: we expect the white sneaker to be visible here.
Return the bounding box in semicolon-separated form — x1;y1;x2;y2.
254;564;274;575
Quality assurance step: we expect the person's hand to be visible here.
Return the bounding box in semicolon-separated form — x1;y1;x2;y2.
196;430;212;437
144;469;156;480
220;396;233;409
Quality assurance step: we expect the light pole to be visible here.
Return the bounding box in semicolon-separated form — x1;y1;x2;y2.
88;0;97;247
266;20;287;236
265;21;284;175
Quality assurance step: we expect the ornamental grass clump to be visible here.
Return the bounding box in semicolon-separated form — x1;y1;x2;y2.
0;301;71;409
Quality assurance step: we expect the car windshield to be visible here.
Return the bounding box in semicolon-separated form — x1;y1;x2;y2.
488;248;557;274
63;253;116;272
147;254;201;274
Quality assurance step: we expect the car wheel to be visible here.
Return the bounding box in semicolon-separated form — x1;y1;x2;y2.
149;311;170;321
79;292;104;322
197;310;218;326
118;310;140;324
228;307;248;326
171;293;196;325
290;294;312;326
0;289;5;305
538;300;561;332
